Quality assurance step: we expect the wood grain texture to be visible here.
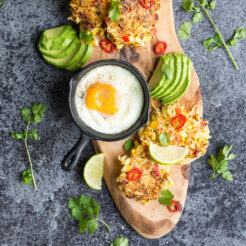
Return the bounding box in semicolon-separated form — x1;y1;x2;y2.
81;0;202;238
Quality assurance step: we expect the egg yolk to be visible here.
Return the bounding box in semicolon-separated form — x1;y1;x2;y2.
85;82;118;115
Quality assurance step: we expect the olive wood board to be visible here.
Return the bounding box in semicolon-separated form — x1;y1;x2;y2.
80;0;203;239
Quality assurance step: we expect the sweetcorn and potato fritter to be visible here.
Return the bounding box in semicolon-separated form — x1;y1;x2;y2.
117;103;210;204
69;0;161;49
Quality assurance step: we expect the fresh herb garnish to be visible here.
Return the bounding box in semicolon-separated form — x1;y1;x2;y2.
68;194;110;234
203;33;222;51
79;30;93;44
159;133;169;147
158;189;174;207
178;22;192;40
180;0;240;70
11;103;47;189
110;237;129;246
162;64;172;80
227;27;246;47
109;0;121;23
208;145;236;181
124;139;134;152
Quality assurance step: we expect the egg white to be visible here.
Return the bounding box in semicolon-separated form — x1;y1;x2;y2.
75;65;144;134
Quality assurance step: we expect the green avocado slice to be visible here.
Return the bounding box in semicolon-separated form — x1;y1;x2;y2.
66;43;93;71
39;26;76;51
38;38;79;59
158;53;183;99
153;54;176;99
160;54;188;100
42;42;82;68
42;25;68;39
162;59;192;105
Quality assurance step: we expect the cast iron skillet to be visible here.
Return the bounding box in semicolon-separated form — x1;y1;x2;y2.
61;59;150;171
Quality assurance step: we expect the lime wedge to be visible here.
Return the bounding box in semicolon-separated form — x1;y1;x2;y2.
83;153;104;190
149;143;188;165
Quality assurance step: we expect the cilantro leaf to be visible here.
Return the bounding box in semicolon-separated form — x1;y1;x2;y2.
209;145;235;181
22;169;33;186
198;0;208;7
159;133;170;147
192;12;203;23
203;33;222;51
228;27;246;47
28;129;40;141
110;237;129;246
162;64;172;80
124;139;134;152
109;0;121;23
178;22;192;40
22;107;31;122
79;30;93;44
182;0;194;12
159;189;174;207
209;0;216;10
31;103;47;123
11;131;26;139
68;194;110;234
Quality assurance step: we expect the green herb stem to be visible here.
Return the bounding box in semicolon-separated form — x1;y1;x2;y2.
199;3;239;70
24;121;37;189
97;219;111;232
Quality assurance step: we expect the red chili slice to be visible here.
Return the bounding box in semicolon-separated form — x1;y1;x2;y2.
154;164;160;177
100;39;115;53
154;41;167;55
122;36;130;42
127;168;142;181
167;200;180;212
171;114;186;130
140;0;154;9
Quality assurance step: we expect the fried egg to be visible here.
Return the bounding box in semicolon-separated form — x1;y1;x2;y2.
75;65;144;134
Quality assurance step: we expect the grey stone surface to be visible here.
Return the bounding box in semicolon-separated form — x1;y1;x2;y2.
0;0;245;245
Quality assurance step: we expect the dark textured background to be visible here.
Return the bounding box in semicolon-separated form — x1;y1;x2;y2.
0;0;245;245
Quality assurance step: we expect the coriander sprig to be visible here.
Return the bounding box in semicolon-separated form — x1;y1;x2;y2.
110;237;129;246
109;0;121;22
68;195;111;235
11;103;47;189
208;145;236;181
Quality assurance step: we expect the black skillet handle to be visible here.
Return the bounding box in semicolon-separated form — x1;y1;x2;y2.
61;133;91;171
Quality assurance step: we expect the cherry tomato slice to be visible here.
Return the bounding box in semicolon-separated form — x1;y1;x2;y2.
140;0;154;9
171;114;186;130
154;41;168;55
100;39;115;53
122;36;130;42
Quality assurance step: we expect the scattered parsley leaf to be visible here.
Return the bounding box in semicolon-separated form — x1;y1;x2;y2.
124;139;134;152
79;30;94;44
159;133;170;147
227;27;246;46
11;103;47;189
159;189;174;207
22;169;33;186
192;12;203;23
178;22;192;40
68;194;110;234
109;0;121;23
209;0;216;10
209;145;235;181
162;64;172;80
198;0;208;7
203;33;222;51
110;237;129;246
182;0;194;12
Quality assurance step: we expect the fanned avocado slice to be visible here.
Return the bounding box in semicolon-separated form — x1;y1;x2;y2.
149;55;167;93
158;53;183;99
150;55;172;98
42;42;81;68
64;42;86;67
153;55;176;99
160;54;188;100
39;26;76;51
42;25;68;39
162;59;192;105
38;38;79;59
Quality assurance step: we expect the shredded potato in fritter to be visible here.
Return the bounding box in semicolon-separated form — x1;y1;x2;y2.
117;103;210;204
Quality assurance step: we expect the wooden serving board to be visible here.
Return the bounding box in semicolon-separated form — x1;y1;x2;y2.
81;0;202;238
